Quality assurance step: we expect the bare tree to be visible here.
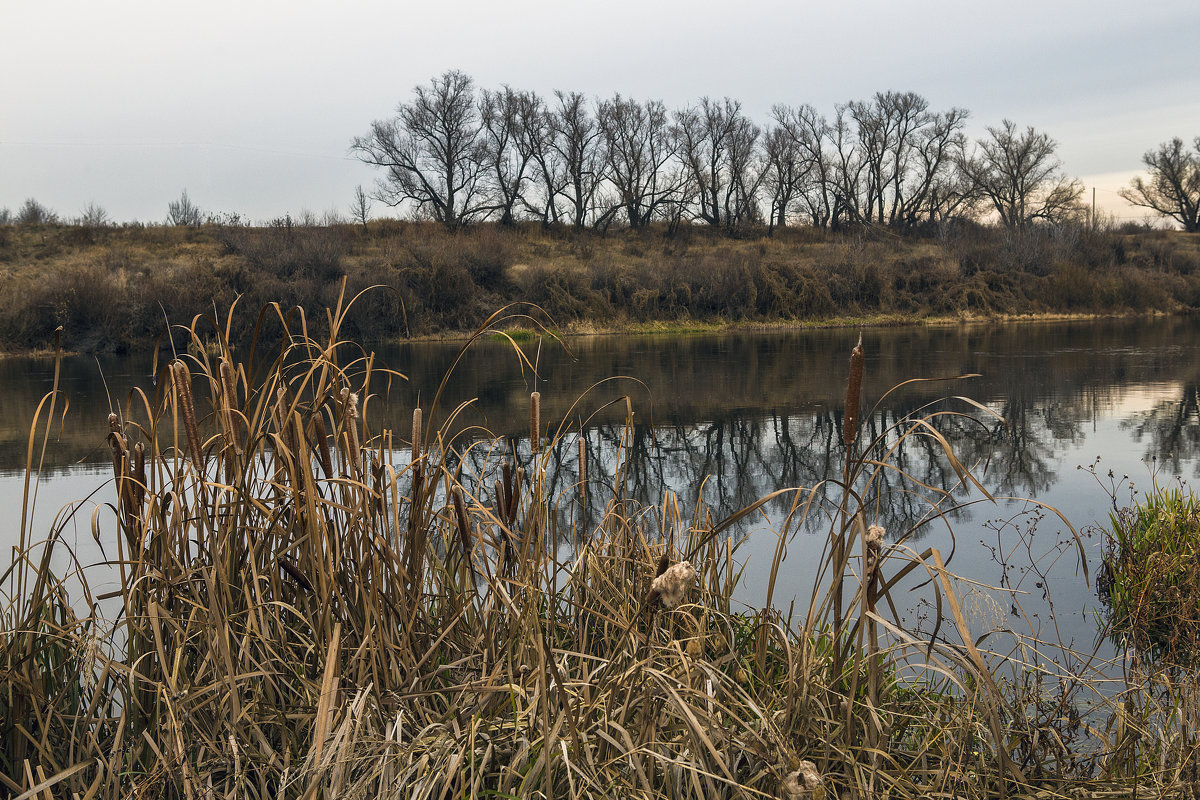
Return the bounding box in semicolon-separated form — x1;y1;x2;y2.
770;105;837;229
675;97;762;229
17;198;58;225
350;185;372;230
823;92;970;230
167;190;203;226
959;120;1083;229
78;202;110;227
351;69;488;230
550;91;605;230
479;86;537;225
1119;137;1200;232
520;93;565;226
596;94;680;229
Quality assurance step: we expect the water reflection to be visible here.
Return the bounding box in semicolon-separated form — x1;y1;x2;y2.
5;317;1200;564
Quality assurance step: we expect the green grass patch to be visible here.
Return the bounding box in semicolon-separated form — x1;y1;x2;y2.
1102;484;1200;664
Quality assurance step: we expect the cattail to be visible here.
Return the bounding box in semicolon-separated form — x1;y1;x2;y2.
171;360;204;474
277;555;313;592
411;407;423;465
502;462;513;519
312;414;333;479
842;335;865;447
108;413;131;530
107;412;127;486
781;761;824;800
578;435;587;502
131;442;146;513
512;467;525;526
339;388;361;476
218;358;242;456
648;561;697;610
529;391;541;454
494;478;508;523
274;387;290;444
864;523;885;581
451;485;472;557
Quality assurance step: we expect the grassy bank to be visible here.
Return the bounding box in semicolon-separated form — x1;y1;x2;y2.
3;305;1198;798
1;219;1198;353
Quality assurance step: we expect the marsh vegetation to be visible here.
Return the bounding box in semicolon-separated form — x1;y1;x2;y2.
3;299;1199;798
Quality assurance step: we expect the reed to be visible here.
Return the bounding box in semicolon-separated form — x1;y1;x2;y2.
2;297;1197;799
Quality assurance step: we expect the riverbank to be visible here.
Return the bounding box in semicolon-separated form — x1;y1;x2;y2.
1;219;1197;354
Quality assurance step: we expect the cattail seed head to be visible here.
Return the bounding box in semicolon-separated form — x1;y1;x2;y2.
578;435;587;500
781;761;825;800
843;335;865;447
411;407;423;464
218;358;242;455
451;485;472;557
864;523;885;582
529;391;541;454
312;414;333;480
171;360;204;473
649;561;697;610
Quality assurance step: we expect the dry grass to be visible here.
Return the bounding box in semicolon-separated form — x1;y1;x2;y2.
3;294;1199;798
3;220;1200;354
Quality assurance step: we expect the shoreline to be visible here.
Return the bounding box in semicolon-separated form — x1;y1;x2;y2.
0;308;1177;358
393;307;1174;344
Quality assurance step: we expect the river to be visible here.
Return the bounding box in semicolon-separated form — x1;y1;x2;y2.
4;317;1199;671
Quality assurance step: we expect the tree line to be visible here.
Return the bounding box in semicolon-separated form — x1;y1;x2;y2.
349;69;1108;234
4;70;1197;234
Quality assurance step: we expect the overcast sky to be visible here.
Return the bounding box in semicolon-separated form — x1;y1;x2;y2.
3;0;1198;223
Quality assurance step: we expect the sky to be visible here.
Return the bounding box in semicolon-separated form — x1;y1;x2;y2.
3;0;1199;224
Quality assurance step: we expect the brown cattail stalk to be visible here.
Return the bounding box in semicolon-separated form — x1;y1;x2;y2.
529;391;541;454
171;360;204;475
451;486;472;558
312;414;333;480
107;414;133;544
108;413;127;488
494;478;508;524
345;391;361;475
512;467;525;526
578;434;587;502
843;335;865;447
411;407;422;465
218;358;242;456
502;462;513;520
337;388;361;477
131;442;146;514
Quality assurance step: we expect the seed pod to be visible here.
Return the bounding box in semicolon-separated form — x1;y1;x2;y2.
451;485;472;557
502;462;513;518
312;413;333;480
218;358;242;455
171;360;204;473
494;478;508;523
344;391;361;476
411;407;422;465
843;335;865;447
530;391;541;454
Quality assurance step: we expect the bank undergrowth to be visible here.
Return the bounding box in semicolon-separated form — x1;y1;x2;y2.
2;296;1198;798
1;219;1198;354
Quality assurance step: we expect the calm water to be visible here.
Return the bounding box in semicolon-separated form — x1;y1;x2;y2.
5;318;1200;669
